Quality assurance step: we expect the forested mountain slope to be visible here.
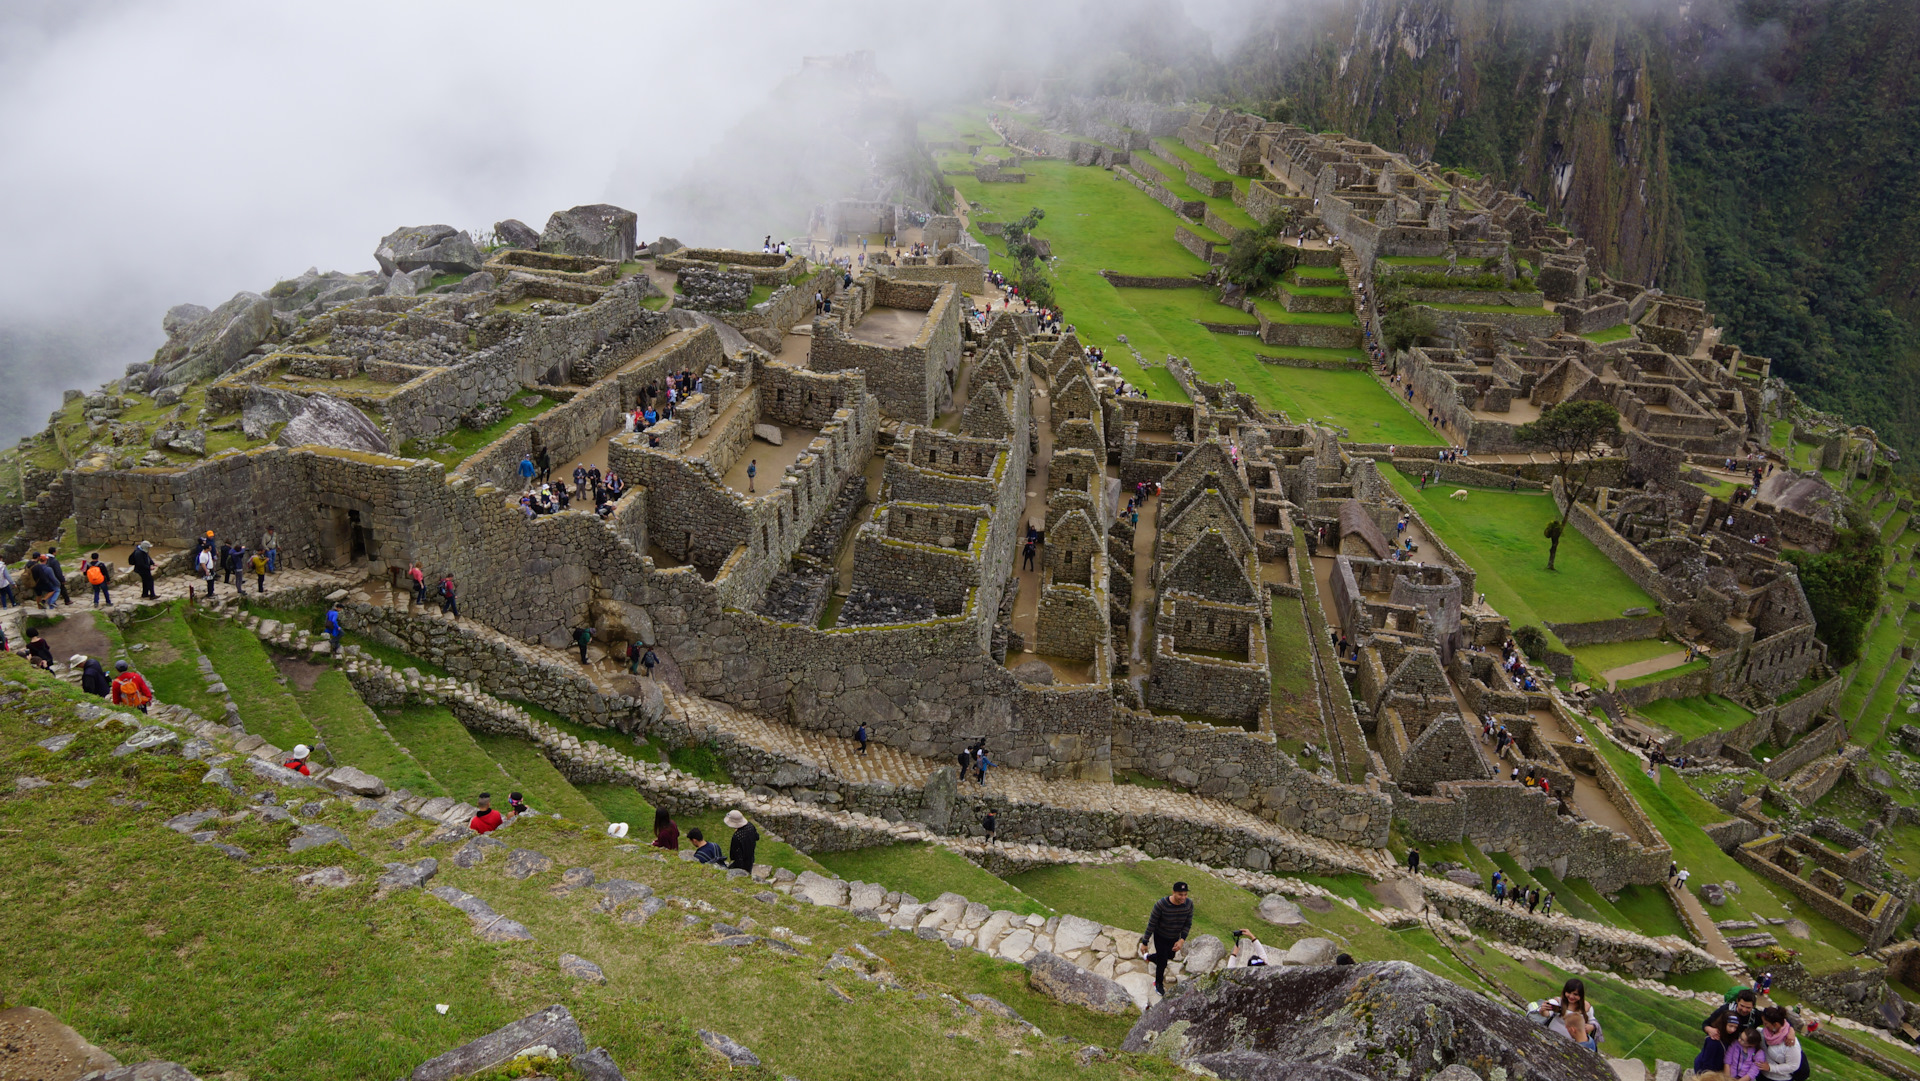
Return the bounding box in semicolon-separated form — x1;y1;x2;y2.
1208;0;1920;455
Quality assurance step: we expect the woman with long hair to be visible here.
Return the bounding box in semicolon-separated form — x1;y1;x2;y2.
651;807;679;851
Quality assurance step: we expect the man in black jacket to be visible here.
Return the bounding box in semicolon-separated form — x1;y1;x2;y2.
129;541;157;599
44;547;71;606
1704;988;1759;1039
1139;882;1193;997
725;809;758;872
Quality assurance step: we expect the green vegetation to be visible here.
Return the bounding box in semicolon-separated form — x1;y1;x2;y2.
813;844;1053;916
1515;401;1623;570
951;148;1432;441
1635;695;1756;740
1617;659;1710;690
469;732;607;823
399;393;559;469
1383;270;1536;292
1784;525;1886;666
120;602;228;719
1222;207;1301;295
189;612;318;751
1581;324;1635;344
1388;476;1658;627
295;669;444;797
1571;638;1681;676
1006;860;1266;945
379;702;519;804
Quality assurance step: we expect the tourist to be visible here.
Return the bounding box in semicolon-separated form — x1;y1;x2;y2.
625;640;641;675
263;525;279;573
45;547;70;605
641;645;658;678
1541;891;1555;916
469;793;504;834
439;576;459;619
1406;847;1420;875
651;808;679;850
688;828;723;864
1759;1006;1802;1080
0;560;23;608
519;456;536;485
1756;971;1774;1001
574;624;594;665
325;604;343;653
79;655;110;697
535;446;551;483
1227;928;1272;967
974;747;992;786
110;660;152;712
1696;1015;1735;1075
982;809;996;844
508;792;531;817
1137;881;1193;997
409;562;426;605
197;544;217;597
1531;977;1601;1050
1676;868;1690;890
121;541;153;600
1725;1024;1767;1081
1527;888;1540;914
283;745;312;776
1023;539;1036;570
83;553;110;607
747;459;757;493
726;809;759;871
226;545;247;594
855;724;869;756
24;628;51;670
1705;989;1759;1039
250;549;267;592
957;747;972;781
1669;861;1679;883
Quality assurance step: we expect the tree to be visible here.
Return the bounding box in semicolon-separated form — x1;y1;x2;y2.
1514;400;1622;570
1783;525;1884;667
1381;306;1438;352
1222;207;1301;295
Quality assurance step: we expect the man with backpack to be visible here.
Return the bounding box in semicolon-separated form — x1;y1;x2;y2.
83;553;111;607
574;625;594;665
110;660;153;713
44;547;71;606
325;604;343;653
438;576;458;618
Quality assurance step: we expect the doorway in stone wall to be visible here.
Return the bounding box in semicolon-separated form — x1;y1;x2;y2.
315;501;380;568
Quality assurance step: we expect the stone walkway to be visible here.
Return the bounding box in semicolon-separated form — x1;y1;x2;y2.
1667;879;1742;964
0;565;361;650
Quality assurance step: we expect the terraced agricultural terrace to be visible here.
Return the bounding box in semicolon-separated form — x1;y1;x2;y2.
7;65;1920;1081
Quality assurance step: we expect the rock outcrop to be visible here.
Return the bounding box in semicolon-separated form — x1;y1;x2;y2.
540;204;637;263
147;292;273;388
274;394;390;455
374;224;483;276
1122;961;1616;1081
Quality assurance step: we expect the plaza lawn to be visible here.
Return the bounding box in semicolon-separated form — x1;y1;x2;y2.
1571;637;1681;677
1635;695;1757;741
1581;324;1634;344
1388;476;1658;627
950;146;1437;443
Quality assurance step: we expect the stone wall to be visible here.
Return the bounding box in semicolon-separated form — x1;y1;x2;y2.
1544;616;1665;649
1759;715;1848;781
1398;777;1670;893
1564;499;1681;607
807;280;961;425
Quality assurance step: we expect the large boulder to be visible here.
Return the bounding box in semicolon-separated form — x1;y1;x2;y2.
1123;962;1617;1081
240;386;307;441
1280;938;1340;966
540;204;637;262
275;394;390;454
375;224;483;276
1257;895;1307;926
162;303;211;339
1026;951;1135;1014
494;218;541;250
148;292;273;387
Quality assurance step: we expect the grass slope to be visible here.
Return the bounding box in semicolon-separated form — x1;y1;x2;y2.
190;611;318;751
296;668;444;797
1388;476;1659;627
813;843;1053;917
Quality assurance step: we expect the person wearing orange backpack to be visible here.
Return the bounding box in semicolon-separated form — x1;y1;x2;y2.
83;552;111;607
110;660;153;713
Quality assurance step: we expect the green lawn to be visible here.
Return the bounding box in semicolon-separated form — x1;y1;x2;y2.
812;843;1053;916
951;147;1434;442
1571;638;1681;677
1618;659;1709;690
379;702;519;806
1580;324;1634;344
571;783;829;878
1378;256;1453;267
1005;860;1264;945
1634;695;1756;741
469;731;608;824
1248;296;1356;327
1388;477;1659;627
1150;138;1248;192
119;601;228;721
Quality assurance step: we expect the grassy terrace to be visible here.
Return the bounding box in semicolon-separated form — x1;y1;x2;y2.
1581;324;1635;344
1387;476;1659;630
1247;296;1358;327
1571;637;1681;677
943;115;1436;441
1635;695;1756;740
1151;138;1249;193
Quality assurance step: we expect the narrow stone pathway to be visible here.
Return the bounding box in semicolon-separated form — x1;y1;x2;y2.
1667;879;1742;964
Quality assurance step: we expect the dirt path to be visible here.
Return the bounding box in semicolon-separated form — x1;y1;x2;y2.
1669;880;1742;963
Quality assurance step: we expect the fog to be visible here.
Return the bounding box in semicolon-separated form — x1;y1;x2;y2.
0;0;1275;447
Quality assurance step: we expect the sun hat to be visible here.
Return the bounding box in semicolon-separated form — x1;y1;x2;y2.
69;654;87;666
291;744;310;759
607;822;630;838
723;810;748;829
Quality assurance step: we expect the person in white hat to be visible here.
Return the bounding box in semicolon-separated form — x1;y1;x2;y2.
724;809;758;872
283;744;312;776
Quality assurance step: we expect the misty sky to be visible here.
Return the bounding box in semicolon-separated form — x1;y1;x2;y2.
0;0;1253;446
